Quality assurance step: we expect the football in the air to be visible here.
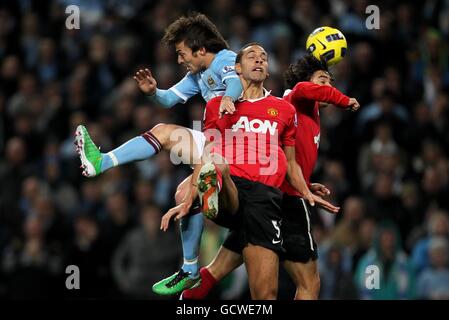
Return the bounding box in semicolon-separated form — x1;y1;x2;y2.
306;26;347;66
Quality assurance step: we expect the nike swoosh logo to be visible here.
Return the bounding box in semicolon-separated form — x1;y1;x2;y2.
272;239;281;244
317;39;327;50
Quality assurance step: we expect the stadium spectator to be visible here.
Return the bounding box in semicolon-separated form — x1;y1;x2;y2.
112;204;181;299
415;236;449;299
411;210;449;274
355;221;414;300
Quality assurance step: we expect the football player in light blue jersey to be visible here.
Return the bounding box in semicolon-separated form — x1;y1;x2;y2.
136;45;240;107
75;13;242;295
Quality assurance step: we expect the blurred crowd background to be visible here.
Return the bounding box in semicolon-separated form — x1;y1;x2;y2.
1;0;449;300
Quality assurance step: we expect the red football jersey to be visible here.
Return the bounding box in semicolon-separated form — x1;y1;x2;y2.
204;93;297;188
280;81;350;196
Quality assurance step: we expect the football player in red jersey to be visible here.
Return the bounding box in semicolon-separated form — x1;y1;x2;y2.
277;55;359;299
161;43;338;299
181;55;360;300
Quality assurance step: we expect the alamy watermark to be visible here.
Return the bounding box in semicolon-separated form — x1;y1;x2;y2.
366;5;380;30
65;5;80;30
65;265;80;290
64;4;381;31
365;265;380;289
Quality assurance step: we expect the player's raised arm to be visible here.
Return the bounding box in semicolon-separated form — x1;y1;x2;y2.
285;55;361;112
293;81;351;107
134;68;200;108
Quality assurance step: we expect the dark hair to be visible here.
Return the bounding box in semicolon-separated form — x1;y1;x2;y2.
283;55;329;89
162;12;228;53
235;42;265;64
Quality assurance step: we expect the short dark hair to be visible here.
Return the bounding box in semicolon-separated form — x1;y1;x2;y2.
284;55;329;89
162;12;228;53
235;42;265;64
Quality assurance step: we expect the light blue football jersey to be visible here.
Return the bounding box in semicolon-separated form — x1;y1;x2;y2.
170;49;239;102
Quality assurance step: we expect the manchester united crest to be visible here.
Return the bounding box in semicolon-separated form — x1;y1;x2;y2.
267;108;279;117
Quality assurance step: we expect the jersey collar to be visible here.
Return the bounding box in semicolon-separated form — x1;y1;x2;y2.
238;88;271;103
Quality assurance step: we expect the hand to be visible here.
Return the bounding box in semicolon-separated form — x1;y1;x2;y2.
160;201;192;231
134;68;157;96
302;186;340;213
312;194;340;214
302;189;316;207
219;96;236;119
310;183;330;197
348;98;360;112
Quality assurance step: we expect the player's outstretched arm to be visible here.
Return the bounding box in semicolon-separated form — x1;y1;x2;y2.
294;82;361;111
134;68;157;95
134;68;187;108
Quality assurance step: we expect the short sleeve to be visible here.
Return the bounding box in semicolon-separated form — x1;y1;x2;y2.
171;72;201;103
212;50;239;84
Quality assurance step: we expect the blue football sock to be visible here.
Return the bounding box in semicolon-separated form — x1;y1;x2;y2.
100;135;161;172
180;211;204;278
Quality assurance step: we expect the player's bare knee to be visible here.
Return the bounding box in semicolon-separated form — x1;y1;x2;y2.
148;123;168;143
